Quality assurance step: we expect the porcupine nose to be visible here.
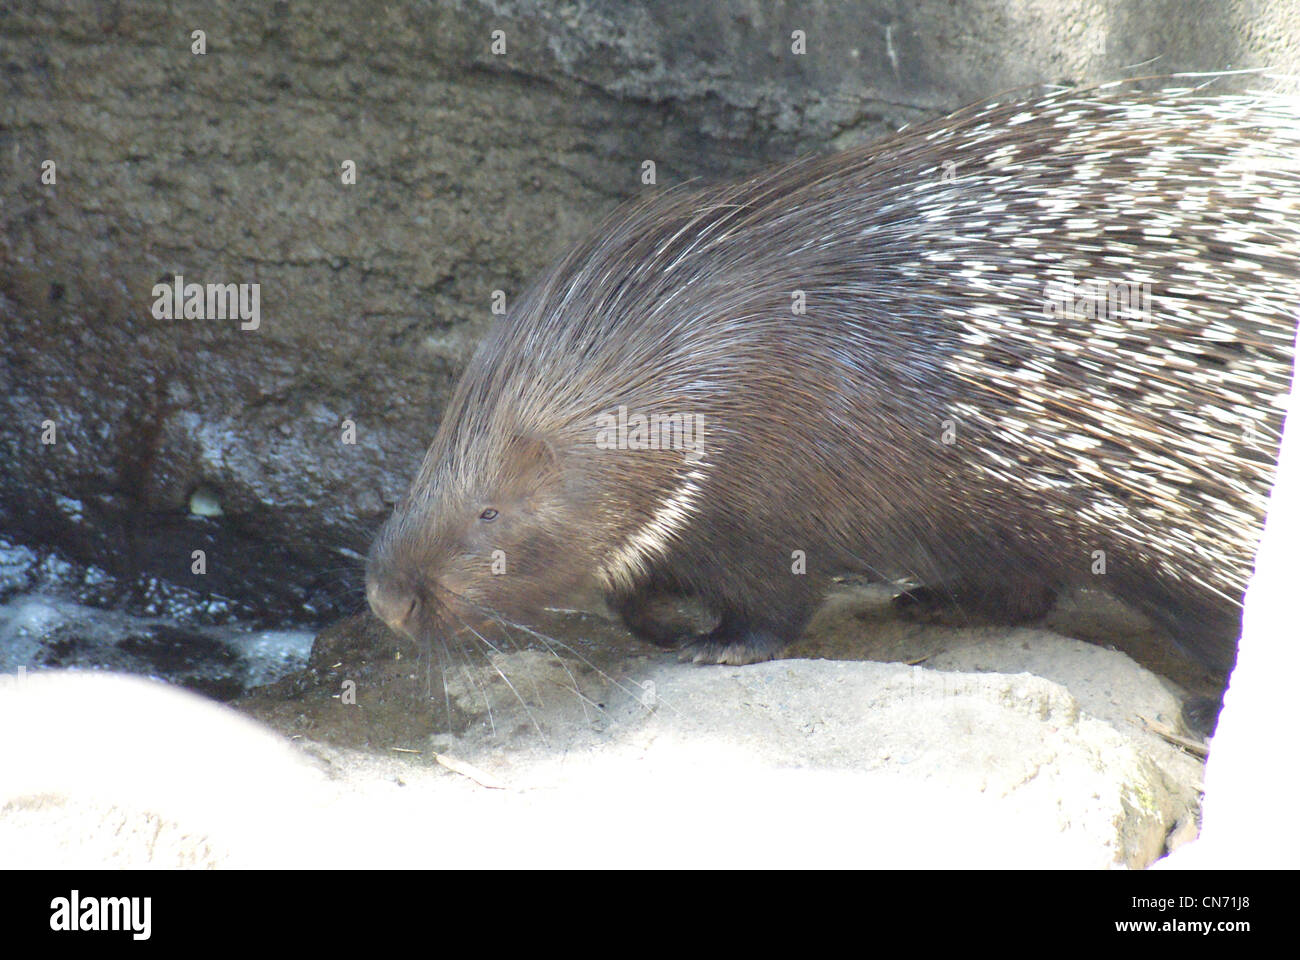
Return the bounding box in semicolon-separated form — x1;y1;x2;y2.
365;576;419;641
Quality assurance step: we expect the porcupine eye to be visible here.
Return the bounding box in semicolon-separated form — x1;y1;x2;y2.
479;508;499;521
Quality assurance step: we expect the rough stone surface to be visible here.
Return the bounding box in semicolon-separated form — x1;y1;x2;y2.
1;643;1206;868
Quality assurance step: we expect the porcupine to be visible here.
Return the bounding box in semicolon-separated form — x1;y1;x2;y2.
365;78;1300;675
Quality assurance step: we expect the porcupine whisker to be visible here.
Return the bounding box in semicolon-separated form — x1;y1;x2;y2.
487;620;599;724
422;621;457;735
505;616;685;720
414;589;566;738
398;612;455;731
430;605;508;738
457;596;674;722
470;606;593;720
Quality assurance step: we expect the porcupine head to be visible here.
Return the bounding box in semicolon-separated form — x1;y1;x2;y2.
363;206;739;653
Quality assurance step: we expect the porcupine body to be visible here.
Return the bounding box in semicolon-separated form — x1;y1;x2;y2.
366;79;1300;674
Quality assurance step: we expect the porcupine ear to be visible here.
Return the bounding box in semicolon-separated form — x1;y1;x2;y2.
498;433;564;492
